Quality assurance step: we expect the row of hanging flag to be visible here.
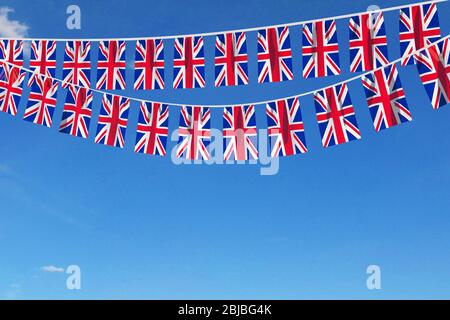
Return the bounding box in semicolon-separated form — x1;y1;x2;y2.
0;2;443;91
0;35;448;160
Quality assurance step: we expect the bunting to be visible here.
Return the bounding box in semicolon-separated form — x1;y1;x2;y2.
223;105;258;161
177;106;211;160
349;12;389;72
314;83;361;147
0;62;25;116
59;85;93;138
23;75;59;127
30;40;57;78
62;41;91;88
134;39;165;90
303;19;341;78
0;1;448;165
215;32;249;87
362;65;412;131
0;40;23;67
414;38;450;109
96;40;126;90
95;94;130;148
400;3;441;65
266;97;307;157
135;101;169;156
257;26;293;83
173;36;205;89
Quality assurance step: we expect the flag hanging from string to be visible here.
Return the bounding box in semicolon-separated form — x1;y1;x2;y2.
257;26;293;83
62;41;91;88
361;64;412;132
0;40;24;67
96;40;127;90
134;39;165;90
302;19;341;78
134;101;169;156
177;106;211;160
59;85;93;138
173;36;206;89
349;12;389;72
415;38;450;109
0;62;25;116
223;105;258;161
23;75;59;127
400;3;441;66
314;83;361;147
95;93;130;148
29;40;57;78
266;97;307;157
215;32;249;87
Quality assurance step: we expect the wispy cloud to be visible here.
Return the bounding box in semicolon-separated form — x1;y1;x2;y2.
41;265;65;273
0;7;28;38
0;163;13;176
4;283;22;299
0;164;92;231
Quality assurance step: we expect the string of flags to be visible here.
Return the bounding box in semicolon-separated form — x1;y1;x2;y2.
0;1;444;90
0;0;448;162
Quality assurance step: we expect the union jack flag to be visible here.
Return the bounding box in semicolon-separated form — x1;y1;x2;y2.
95;94;130;148
314;84;361;147
349;12;389;73
0;62;25;116
400;3;441;66
134;39;164;90
266;97;307;157
135;101;169;156
96;40;126;90
414;38;449;109
59;85;93;138
257;26;293;83
30;40;57;78
302;19;340;78
176;106;210;160
62;41;91;88
0;40;24;67
215;32;249;87
173;36;205;89
362;64;412;132
223;105;258;161
23;75;59;127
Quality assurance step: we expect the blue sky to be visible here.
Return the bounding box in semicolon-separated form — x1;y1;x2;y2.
0;0;449;299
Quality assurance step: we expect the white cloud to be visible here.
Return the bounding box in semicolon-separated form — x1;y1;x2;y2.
41;265;65;273
0;7;28;38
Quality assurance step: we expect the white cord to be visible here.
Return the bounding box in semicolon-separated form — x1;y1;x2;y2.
2;0;447;41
